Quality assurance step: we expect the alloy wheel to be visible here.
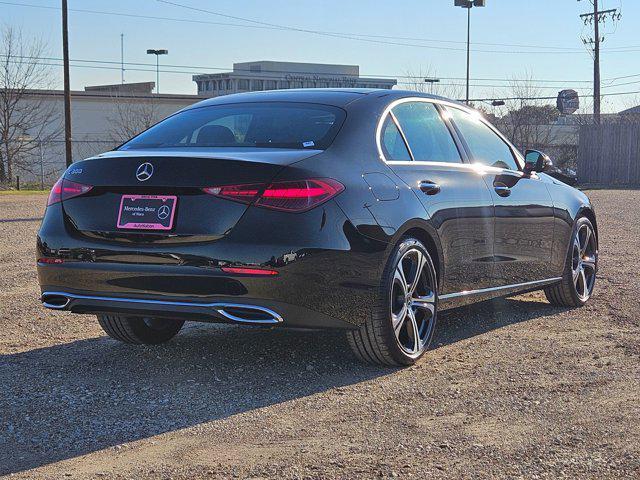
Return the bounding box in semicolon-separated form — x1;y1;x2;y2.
572;223;597;301
390;248;437;358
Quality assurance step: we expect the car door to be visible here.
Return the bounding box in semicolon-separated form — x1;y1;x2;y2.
381;99;495;294
445;106;556;286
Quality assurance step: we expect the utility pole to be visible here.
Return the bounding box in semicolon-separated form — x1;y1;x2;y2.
579;0;621;125
61;0;72;166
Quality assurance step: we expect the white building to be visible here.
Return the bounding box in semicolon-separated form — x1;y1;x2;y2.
11;82;203;184
193;60;397;97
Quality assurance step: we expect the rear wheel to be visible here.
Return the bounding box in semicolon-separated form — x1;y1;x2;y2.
544;217;597;307
347;238;438;366
97;314;184;344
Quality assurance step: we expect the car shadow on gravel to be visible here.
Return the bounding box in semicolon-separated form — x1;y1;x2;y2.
1;296;561;475
433;296;567;348
0;323;390;475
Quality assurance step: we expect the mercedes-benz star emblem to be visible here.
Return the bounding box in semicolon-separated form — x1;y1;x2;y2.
157;204;171;220
136;162;154;182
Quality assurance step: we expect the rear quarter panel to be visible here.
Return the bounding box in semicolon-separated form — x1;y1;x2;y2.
541;174;596;275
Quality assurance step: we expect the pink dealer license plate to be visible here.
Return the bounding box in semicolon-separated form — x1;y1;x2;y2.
116;195;177;230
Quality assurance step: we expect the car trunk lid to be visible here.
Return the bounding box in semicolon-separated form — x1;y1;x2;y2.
61;149;321;242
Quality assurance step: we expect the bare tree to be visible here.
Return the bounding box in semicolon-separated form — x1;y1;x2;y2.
0;25;61;184
108;96;160;144
619;94;640;124
495;75;560;152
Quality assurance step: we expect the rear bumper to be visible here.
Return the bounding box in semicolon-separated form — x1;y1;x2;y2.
36;199;389;329
36;252;375;329
39;289;356;329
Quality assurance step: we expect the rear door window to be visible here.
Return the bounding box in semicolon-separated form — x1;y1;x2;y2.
391;102;462;163
447;107;520;171
380;116;411;161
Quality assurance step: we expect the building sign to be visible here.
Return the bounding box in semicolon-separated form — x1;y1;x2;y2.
557;89;580;115
284;74;358;85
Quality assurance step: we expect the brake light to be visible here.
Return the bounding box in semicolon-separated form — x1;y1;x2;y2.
203;178;344;212
221;266;278;276
47;178;93;206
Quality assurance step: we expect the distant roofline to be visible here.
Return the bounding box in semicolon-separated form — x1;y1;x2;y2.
192;72;397;83
17;88;204;101
192;59;397;84
233;59;360;68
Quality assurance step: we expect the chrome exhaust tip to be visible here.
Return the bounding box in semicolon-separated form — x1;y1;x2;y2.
41;293;71;310
216;304;283;324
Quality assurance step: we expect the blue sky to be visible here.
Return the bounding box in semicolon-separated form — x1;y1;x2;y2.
4;0;638;112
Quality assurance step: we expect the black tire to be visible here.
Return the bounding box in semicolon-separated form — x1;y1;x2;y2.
347;238;438;366
97;314;184;345
544;216;598;307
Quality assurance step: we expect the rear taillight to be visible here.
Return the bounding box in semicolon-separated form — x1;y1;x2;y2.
47;178;93;206
203;178;344;212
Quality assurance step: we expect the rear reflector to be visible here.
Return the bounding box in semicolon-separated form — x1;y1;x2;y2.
203;178;344;212
221;266;278;276
48;177;93;206
38;258;64;264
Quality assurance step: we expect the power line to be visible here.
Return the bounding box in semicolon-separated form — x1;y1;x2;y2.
468;89;640;103
0;57;607;90
3;0;640;54
5;53;638;87
10;59;640;101
155;0;639;54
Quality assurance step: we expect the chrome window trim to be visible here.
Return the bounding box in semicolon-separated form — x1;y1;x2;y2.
439;277;561;300
377;97;466;166
376;96;524;173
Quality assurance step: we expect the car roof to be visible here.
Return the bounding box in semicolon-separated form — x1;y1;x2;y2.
183;88;462;110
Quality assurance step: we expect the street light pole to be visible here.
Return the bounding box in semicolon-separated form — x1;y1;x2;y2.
466;6;471;104
455;0;485;105
146;49;168;94
424;77;440;94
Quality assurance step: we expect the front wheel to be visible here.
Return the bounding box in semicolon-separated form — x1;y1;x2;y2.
97;314;184;345
347;238;438;366
545;216;598;307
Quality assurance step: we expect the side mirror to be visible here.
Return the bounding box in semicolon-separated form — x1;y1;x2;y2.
523;149;553;175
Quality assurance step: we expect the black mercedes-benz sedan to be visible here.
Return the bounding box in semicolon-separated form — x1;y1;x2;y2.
37;89;598;365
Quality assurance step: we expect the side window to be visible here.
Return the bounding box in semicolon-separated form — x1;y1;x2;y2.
391;102;462;163
381;115;411;161
448;108;519;171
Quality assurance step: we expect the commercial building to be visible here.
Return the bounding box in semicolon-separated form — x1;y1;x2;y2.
9;82;203;184
193;61;397;97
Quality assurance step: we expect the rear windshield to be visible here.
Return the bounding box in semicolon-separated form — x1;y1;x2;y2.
119;102;346;150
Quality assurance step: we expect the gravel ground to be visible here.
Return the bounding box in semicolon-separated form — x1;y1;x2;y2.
1;190;639;479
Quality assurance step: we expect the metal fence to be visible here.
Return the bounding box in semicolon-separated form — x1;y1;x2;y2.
578;123;640;186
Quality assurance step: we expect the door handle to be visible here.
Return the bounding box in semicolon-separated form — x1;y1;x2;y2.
494;183;511;197
419;181;441;195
